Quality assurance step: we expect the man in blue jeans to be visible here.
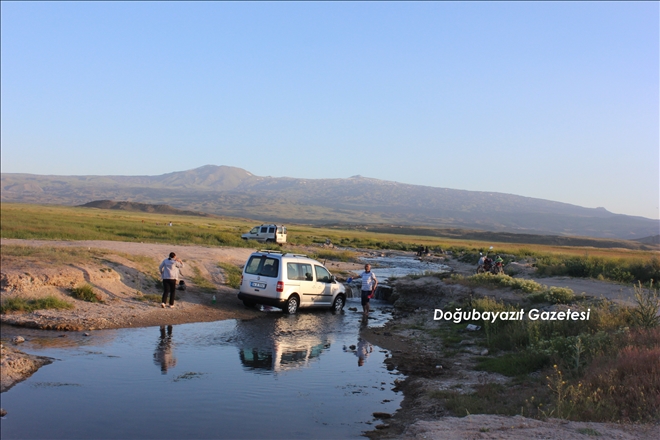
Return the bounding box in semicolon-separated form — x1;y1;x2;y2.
159;252;184;308
359;263;378;317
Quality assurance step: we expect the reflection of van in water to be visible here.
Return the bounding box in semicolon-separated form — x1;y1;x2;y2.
236;314;337;373
240;341;330;372
241;224;287;244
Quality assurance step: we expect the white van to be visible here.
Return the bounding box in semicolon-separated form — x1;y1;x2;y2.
241;224;287;244
238;251;346;314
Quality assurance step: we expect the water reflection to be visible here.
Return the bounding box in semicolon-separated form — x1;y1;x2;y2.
235;313;339;373
153;325;177;374
355;338;373;367
1;302;402;439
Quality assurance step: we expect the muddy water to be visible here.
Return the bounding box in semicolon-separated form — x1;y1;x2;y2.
0;300;401;439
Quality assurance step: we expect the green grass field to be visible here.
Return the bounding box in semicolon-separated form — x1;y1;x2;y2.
2;202;658;283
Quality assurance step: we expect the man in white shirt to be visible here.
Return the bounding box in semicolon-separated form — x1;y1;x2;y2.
359;264;378;317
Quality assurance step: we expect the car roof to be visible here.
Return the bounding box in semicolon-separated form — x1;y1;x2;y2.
251;251;319;264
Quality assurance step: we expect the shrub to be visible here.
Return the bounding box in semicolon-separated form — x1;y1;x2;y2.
134;293;162;303
548;342;660;422
631;281;660;329
529;287;576;304
465;273;544;293
70;284;102;302
311;249;357;262
477;351;550;376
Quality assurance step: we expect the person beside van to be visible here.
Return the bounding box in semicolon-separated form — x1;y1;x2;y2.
159;252;184;308
358;264;378;317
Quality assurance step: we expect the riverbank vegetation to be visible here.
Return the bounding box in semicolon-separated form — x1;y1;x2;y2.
0;296;74;313
418;279;660;423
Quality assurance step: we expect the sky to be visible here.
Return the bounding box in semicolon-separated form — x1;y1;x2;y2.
1;2;658;220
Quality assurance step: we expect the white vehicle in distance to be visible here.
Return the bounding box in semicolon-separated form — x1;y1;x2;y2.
238;250;346;314
241;224;287;244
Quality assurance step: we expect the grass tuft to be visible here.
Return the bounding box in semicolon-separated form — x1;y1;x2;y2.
70;284;102;302
0;295;74;313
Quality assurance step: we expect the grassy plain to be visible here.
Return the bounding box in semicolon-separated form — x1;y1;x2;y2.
2;202;658;283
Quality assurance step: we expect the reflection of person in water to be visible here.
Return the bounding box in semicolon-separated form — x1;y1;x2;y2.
153;325;177;374
356;338;373;367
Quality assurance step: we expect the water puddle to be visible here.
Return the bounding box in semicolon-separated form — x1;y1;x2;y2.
1;299;401;439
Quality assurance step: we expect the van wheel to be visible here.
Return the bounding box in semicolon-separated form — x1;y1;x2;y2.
332;295;345;313
284;295;299;314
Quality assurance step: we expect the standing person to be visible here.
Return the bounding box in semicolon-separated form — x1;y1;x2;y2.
477;253;486;273
359;263;378;317
159;252;184;308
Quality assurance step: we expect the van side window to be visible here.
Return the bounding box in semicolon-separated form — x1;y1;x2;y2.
299;263;313;281
245;256;280;278
315;266;331;283
268;227;275;233
260;227;268;233
250;227;259;234
287;263;300;280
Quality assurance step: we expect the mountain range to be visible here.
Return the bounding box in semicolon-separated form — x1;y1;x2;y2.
2;165;658;240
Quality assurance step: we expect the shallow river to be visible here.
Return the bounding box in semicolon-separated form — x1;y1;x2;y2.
2;255;444;439
1;299;401;439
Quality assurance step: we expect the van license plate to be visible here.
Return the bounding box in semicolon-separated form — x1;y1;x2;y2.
250;282;266;289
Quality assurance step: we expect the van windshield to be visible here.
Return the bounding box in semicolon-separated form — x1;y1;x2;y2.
245;256;280;278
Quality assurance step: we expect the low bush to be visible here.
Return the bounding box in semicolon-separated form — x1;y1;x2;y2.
548;339;660;422
134;293;161;303
631;281;660;329
476;351;550;376
462;273;544;293
0;295;74;313
528;287;575;304
70;284;102;302
311;249;357;262
536;255;660;284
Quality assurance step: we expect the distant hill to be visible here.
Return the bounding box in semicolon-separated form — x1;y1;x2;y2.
79;200;212;217
2;165;659;240
633;235;660;245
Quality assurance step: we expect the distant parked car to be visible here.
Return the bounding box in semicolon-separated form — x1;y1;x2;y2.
238;250;346;314
241;224;287;244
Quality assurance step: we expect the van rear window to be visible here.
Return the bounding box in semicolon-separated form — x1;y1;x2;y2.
245;256;280;278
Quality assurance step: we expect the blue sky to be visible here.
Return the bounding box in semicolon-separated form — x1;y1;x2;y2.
1;2;658;219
